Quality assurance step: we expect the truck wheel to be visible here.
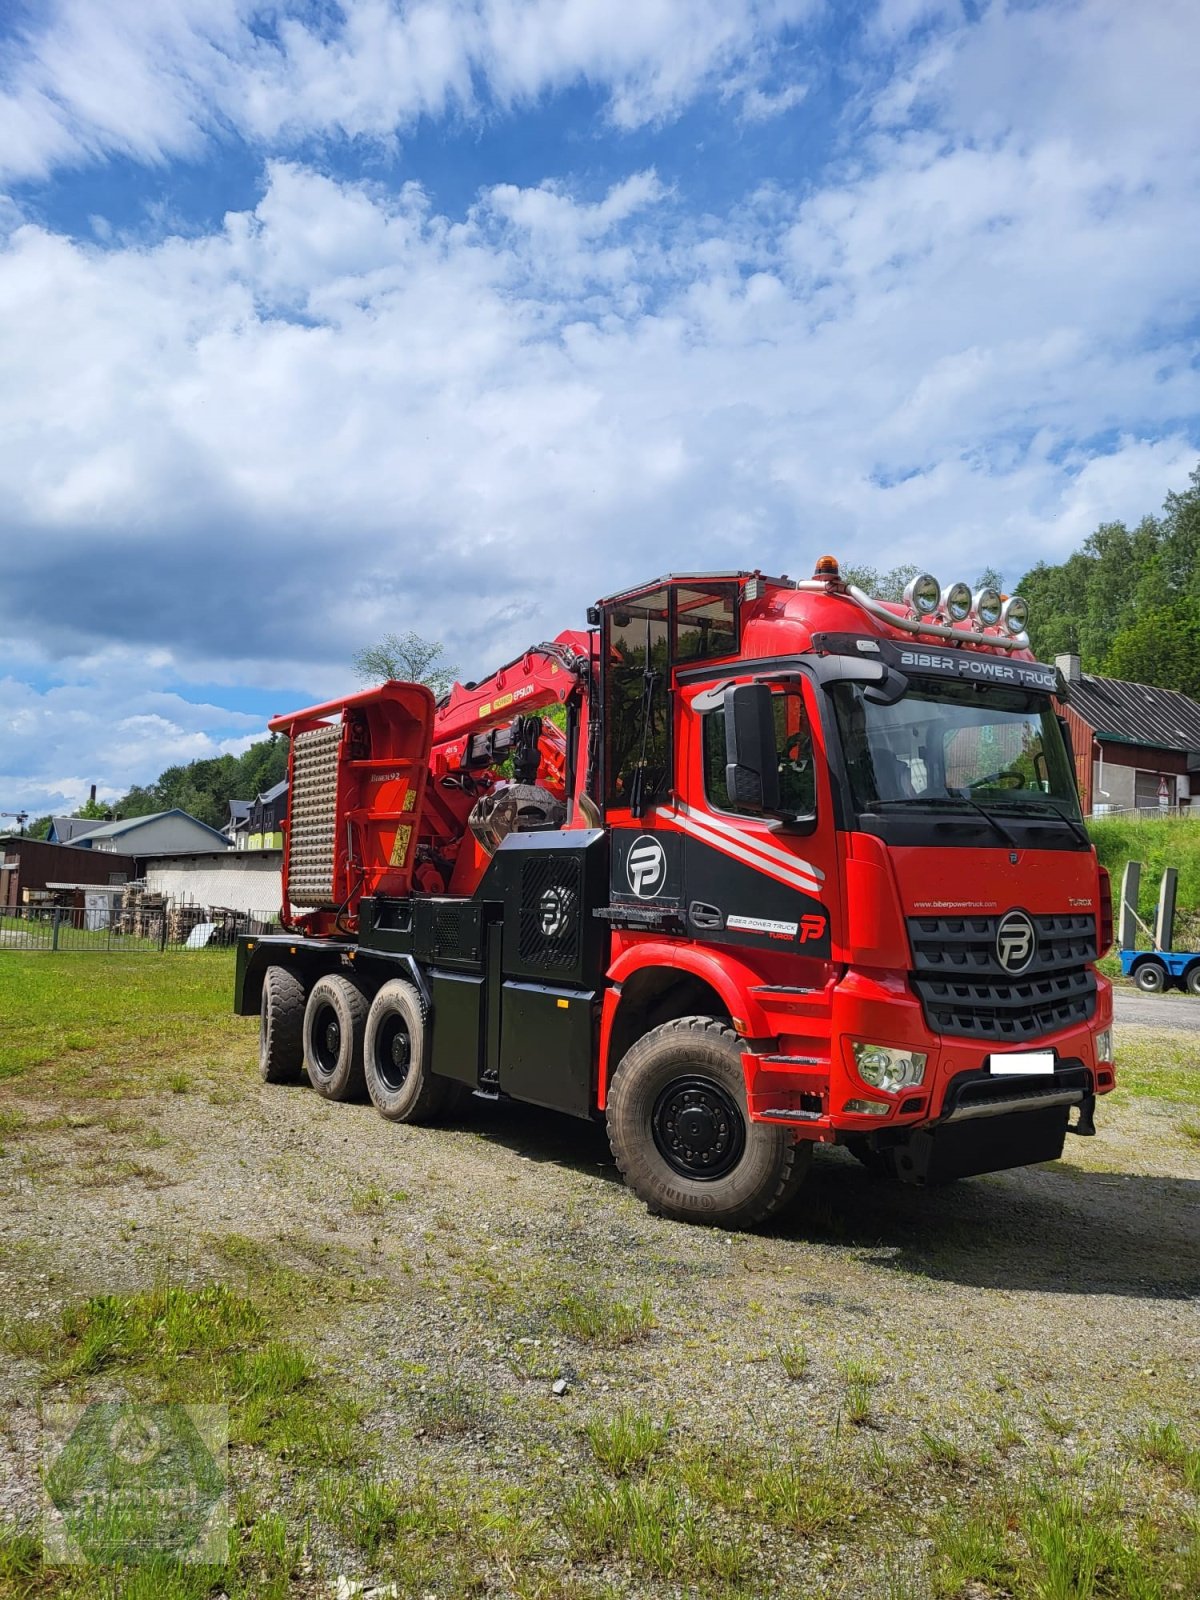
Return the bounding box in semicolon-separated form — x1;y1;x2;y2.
260;966;305;1084
606;1017;811;1229
1133;960;1167;993
363;980;451;1124
1185;964;1200;997
303;975;368;1100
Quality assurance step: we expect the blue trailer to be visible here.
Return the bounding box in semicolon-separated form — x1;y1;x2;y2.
1119;947;1200;995
1117;860;1200;993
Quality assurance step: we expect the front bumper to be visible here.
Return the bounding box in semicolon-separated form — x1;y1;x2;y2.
745;967;1112;1138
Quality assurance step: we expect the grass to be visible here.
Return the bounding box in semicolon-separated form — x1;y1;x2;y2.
1108;1027;1200;1108
1131;1420;1200;1489
552;1289;655;1347
0;951;248;1091
585;1409;672;1476
1089;815;1200;943
777;1338;809;1379
2;950;1199;1598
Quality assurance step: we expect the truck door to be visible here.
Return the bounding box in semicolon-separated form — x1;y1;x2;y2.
672;674;835;962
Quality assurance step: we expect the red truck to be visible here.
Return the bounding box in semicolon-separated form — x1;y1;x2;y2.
234;559;1114;1229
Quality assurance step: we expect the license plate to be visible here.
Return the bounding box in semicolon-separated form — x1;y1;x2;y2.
989;1051;1055;1076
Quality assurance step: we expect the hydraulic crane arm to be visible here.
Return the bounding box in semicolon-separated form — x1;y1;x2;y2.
431;630;593;749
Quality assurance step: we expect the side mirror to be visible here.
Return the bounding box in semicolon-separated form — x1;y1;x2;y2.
724;684;781;813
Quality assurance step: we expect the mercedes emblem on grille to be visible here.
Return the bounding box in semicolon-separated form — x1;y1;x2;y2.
996;910;1036;974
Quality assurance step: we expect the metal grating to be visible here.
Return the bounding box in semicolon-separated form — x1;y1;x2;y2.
907;912;1097;1042
518;855;581;969
288;724;340;907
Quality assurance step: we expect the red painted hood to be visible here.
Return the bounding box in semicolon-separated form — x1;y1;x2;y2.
888;844;1099;918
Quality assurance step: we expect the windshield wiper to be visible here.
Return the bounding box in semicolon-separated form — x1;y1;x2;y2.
864;792;1018;847
948;789;1019;849
989;797;1090;848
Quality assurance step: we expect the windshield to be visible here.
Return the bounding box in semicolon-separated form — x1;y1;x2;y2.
831;678;1082;820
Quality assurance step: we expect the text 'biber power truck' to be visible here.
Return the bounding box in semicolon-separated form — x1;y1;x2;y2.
234;559;1114;1229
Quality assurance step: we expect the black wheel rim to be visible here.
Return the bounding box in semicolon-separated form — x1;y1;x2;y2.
311;1003;342;1077
651;1075;746;1181
375;1013;412;1093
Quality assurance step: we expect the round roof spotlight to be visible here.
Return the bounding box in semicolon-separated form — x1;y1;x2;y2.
904;573;941;616
973;586;1003;627
1002;595;1029;636
941;581;973;623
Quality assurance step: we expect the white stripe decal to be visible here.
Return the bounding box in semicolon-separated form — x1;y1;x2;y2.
670;800;826;884
658;806;823;895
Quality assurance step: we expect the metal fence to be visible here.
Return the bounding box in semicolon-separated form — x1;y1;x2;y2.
0;902;281;954
1090;805;1198;822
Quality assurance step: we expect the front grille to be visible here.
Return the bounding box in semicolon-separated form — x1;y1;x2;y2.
908;913;1097;1042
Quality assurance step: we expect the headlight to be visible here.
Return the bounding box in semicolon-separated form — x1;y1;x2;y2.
973;587;1002;627
941;581;973;622
1094;1027;1114;1066
904;574;941;616
1002;595;1029;636
851;1041;927;1093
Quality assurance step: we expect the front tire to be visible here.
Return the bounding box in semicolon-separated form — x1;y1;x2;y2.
363;980;453;1124
1134;960;1167;994
605;1017;810;1228
259;966;305;1084
303;975;368;1100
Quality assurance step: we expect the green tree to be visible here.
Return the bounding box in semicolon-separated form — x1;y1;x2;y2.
1016;463;1200;682
28;815;53;840
1103;601;1200;699
73;796;111;820
352;631;458;695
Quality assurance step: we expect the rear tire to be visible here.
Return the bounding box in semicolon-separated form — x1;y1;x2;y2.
1134;960;1167;994
303;975;368;1100
1185;964;1200;997
363;980;452;1124
259;966;305;1084
605;1016;810;1229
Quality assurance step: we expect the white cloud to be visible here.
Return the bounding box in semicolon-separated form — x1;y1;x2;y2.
0;0;817;182
0;666;264;815
0;0;1198;811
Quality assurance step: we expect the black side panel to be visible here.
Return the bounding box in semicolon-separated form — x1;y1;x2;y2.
414;897;484;971
680;833;832;958
429;970;485;1087
478;829;609;987
498;982;597;1119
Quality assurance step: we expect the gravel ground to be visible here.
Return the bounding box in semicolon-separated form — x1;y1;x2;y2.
1113;987;1200;1029
0;969;1198;1596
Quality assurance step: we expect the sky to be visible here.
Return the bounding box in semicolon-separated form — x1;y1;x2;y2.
1;0;1199;819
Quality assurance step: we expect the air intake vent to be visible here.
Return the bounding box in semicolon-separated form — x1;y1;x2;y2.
288;723;340;907
518;855;581;969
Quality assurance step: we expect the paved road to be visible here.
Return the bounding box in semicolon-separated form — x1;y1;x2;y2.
1113;986;1200;1031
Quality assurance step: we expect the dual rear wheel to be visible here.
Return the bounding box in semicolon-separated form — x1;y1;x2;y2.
257;967;453;1123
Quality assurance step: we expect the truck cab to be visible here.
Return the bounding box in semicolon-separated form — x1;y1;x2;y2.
236;559;1113;1229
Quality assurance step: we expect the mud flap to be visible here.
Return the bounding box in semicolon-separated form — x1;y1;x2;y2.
891;1105;1071;1186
